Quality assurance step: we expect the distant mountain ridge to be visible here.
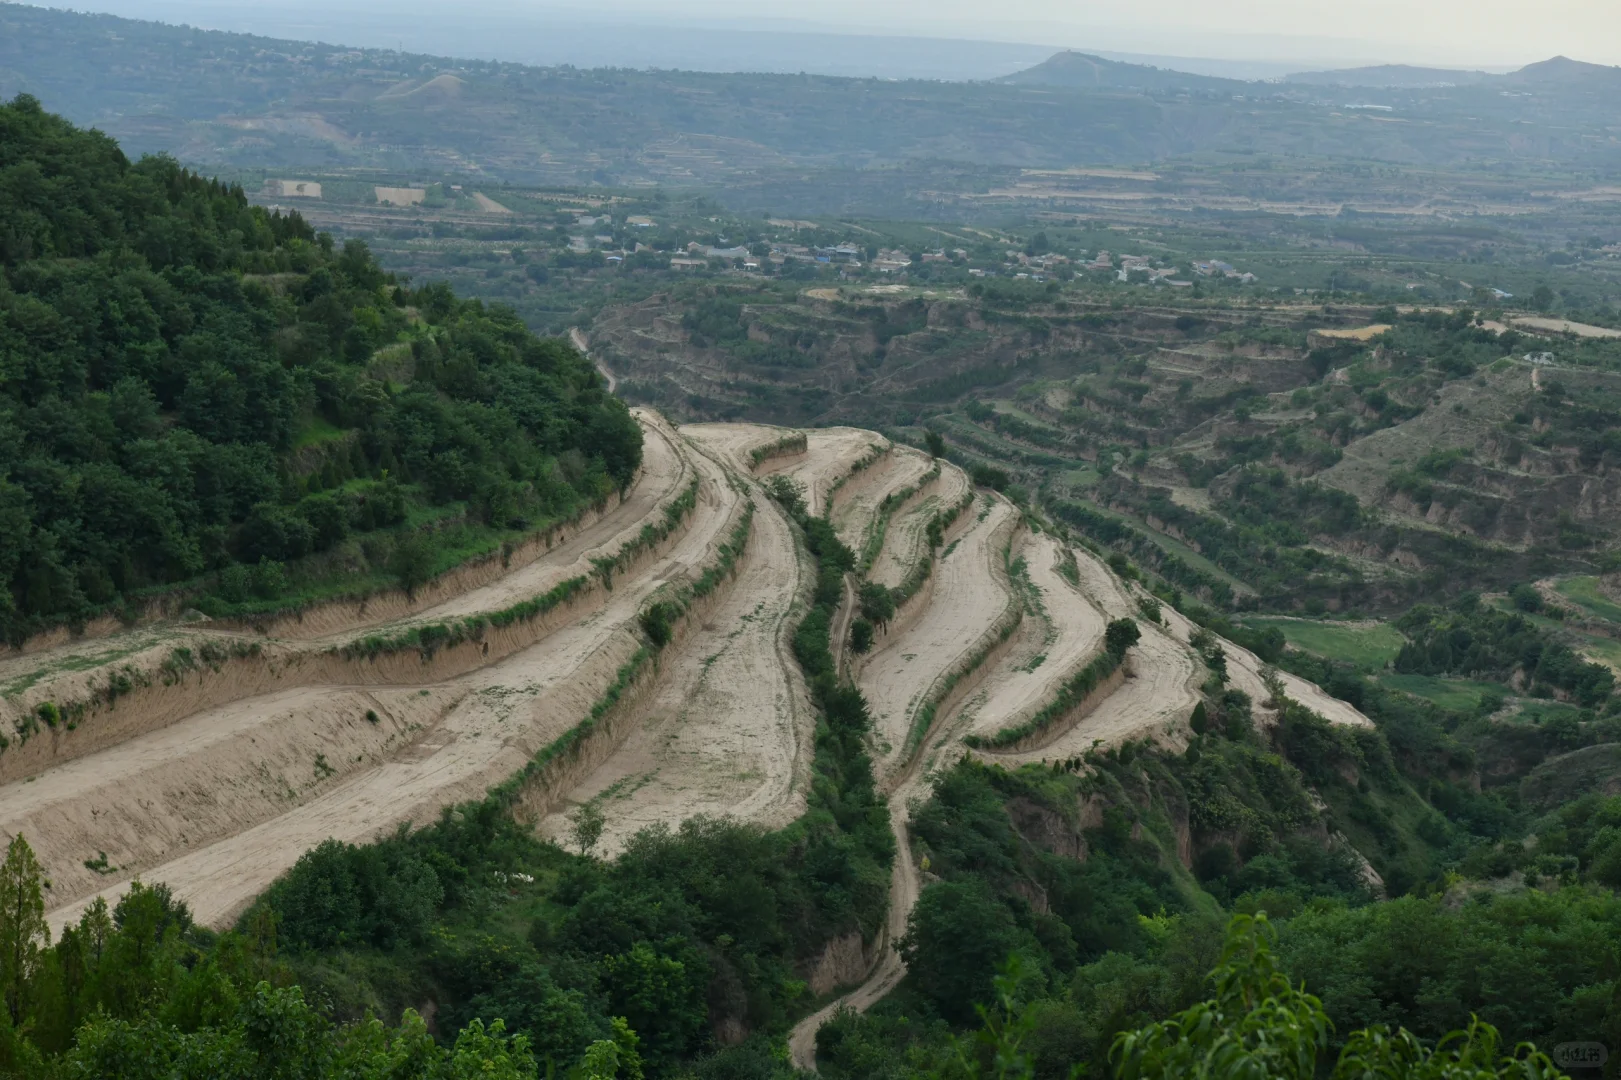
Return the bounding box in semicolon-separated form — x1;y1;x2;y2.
1281;64;1495;88
998;50;1250;92
1009;49;1621;92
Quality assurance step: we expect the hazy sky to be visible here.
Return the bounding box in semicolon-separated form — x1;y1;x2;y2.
76;0;1621;67
576;0;1621;66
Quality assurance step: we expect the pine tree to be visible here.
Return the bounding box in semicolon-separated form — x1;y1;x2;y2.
0;834;48;1025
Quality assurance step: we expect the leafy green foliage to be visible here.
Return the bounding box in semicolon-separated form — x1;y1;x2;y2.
1395;598;1615;705
0;96;640;643
1113;914;1564;1080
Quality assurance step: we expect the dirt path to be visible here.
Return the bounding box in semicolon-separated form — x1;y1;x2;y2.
869;464;970;590
960;533;1107;744
536;434;815;855
787;771;921;1071
570;326;615;392
860;498;1019;776
791;494;1016;1072
39;441;747;934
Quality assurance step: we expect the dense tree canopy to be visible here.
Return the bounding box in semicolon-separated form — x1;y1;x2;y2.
0;94;640;643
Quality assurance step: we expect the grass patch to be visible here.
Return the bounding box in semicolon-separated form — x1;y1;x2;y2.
1555;575;1621;624
292;416;347;449
1378;672;1504;712
1244;617;1404;669
1058;467;1101;490
1511;700;1587;727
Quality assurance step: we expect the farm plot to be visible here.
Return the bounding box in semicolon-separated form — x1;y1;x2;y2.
537;469;813;856
761;428;886;517
1157;604;1373;729
959;533;1108;745
989;544;1200;763
859;496;1019;777
868;463;971;590
828;446;933;557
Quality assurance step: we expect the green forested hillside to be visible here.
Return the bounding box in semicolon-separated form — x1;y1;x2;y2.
0;94;639;644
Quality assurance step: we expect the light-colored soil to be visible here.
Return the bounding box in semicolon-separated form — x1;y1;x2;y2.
471;192;511;214
960;533;1107;742
761;428;886;517
37;433;748;934
860;498;1019;777
869;465;970;590
1510;316;1621;339
537;443;815;856
828;447;932;556
989;544;1198;765
373;186;425;206
681;422;805;474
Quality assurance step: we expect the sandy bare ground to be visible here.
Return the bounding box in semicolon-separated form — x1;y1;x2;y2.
989;544;1198;765
1510;316;1621;339
569;327;615;392
680;422;804;474
536;475;813;856
860;497;1019;778
38;441;747;934
960;533;1107;743
761;428;886;517
868;464;971;590
828;447;932;557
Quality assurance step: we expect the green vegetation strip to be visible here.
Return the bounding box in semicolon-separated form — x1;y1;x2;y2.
747;431;808;469
340;478;700;661
889;488;978;609
859;462;941;571
488;499;755;810
964;648;1123;750
823;442;889;515
1243;617;1405;669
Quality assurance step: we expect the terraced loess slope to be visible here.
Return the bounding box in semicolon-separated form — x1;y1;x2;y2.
959;533;1108;746
537;429;816;856
3;410;753;933
761;428;886;517
790;513;1379;1070
828;446;933;559
869;463;971;590
859;494;1021;776
0;407;1380;1056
